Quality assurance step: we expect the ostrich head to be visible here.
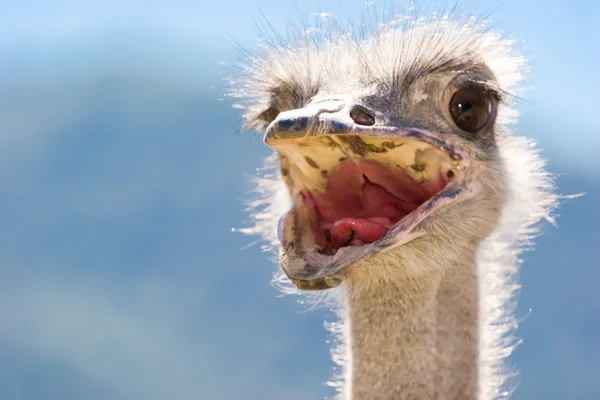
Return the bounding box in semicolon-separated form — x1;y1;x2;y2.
237;11;557;399
240;16;522;291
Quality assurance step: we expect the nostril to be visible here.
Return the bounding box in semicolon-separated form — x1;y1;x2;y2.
349;107;375;126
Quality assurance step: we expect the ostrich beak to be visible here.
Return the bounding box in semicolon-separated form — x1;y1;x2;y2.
264;105;471;290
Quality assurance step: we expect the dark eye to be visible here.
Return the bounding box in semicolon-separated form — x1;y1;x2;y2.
449;86;493;133
259;106;281;124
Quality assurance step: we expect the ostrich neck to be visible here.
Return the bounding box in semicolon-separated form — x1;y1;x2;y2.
346;257;479;400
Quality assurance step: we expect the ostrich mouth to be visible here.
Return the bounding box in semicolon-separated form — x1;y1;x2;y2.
267;130;471;290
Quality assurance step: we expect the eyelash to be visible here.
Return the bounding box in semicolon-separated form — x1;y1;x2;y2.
457;78;506;104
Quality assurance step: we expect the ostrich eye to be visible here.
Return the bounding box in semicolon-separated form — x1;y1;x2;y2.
259;106;281;124
448;86;493;133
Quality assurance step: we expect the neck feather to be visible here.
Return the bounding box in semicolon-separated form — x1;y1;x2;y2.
343;255;479;400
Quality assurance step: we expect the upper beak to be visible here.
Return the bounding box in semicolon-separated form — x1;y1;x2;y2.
264;100;464;163
262;100;467;198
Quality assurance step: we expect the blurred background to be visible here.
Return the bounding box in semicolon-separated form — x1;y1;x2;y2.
0;0;598;399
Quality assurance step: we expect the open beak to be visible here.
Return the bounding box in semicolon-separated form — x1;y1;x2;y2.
264;102;471;290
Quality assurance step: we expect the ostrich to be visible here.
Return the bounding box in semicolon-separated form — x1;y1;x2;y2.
235;9;556;400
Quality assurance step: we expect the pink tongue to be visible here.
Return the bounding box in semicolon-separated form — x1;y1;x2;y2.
304;161;445;249
313;162;421;223
308;161;439;250
329;218;389;247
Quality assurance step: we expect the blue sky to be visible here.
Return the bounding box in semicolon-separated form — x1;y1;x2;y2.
0;1;598;399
